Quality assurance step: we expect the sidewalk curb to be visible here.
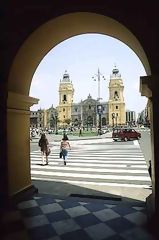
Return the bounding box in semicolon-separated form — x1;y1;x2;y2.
30;136;113;143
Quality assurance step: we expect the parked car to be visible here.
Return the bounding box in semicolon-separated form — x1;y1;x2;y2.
112;128;141;141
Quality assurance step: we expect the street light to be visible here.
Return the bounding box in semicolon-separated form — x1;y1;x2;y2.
115;113;118;127
112;113;118;127
54;111;58;134
112;113;115;127
80;99;83;127
92;68;106;101
50;114;53;128
92;68;106;131
97;104;103;134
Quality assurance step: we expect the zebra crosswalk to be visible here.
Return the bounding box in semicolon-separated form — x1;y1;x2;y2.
30;140;151;188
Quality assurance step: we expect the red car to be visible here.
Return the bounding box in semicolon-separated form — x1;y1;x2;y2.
112;128;141;141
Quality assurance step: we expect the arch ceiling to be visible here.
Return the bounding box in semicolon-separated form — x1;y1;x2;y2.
8;12;150;95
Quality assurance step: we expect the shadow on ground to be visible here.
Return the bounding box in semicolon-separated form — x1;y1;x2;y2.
32;179;150;204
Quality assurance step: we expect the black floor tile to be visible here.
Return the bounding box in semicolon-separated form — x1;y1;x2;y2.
59;200;80;209
29;224;57;240
61;229;92;240
84;202;106;212
36;197;56;206
20;206;43;217
106;216;135;233
112;205;136;216
46;210;70;223
74;213;101;228
106;234;125;240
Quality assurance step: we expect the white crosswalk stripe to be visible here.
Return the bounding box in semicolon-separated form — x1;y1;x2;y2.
30;140;151;188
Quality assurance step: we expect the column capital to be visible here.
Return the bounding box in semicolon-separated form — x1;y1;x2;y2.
140;75;152;98
140;74;159;98
7;91;39;110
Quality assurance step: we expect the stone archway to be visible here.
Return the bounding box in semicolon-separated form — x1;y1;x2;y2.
7;12;150;197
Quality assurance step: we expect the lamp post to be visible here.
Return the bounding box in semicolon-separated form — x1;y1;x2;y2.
50;114;54;129
112;113;118;127
97;104;103;134
92;68;106;132
112;113;115;128
55;111;58;134
115;114;118;127
80;99;83;128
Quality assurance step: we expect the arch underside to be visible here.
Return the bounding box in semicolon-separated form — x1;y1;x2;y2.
8;12;150;96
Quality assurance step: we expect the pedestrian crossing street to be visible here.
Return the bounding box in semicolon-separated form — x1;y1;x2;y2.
30;139;151;189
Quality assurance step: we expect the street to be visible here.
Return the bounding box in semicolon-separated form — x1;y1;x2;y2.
30;128;152;164
30;129;152;201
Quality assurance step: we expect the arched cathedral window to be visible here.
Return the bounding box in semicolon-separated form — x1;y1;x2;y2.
63;94;67;101
114;91;119;100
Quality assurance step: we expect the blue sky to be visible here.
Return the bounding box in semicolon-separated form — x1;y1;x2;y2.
30;33;147;114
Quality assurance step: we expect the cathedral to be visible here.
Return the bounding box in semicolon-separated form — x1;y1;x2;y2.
57;67;126;127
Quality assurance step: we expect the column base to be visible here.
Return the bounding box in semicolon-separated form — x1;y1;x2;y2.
146;193;159;238
7;185;38;208
11;184;38;205
1;184;38;216
146;193;154;219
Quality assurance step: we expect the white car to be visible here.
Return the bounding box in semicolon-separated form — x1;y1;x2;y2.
101;128;109;134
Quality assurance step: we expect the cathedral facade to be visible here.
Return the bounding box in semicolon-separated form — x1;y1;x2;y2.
57;67;126;127
71;94;109;128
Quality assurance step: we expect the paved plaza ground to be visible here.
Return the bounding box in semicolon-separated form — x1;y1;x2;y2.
2;131;155;240
31;132;152;203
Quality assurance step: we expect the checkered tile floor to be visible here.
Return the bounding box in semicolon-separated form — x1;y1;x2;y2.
2;193;155;240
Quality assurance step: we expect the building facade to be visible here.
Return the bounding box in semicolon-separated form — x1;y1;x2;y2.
30;105;57;130
126;110;136;126
45;105;58;129
30;109;45;129
71;94;109;128
137;99;151;127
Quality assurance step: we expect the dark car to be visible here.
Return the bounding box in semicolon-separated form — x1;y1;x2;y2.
112;128;141;141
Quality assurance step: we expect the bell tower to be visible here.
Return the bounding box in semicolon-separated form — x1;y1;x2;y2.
108;66;126;126
57;71;74;125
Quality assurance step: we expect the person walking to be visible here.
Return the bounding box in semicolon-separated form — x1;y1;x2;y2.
60;134;71;165
38;133;49;165
148;160;152;179
148;160;152;188
79;127;82;137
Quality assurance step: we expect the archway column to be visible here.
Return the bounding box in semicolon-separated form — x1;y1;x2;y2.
140;75;159;217
7;91;38;197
